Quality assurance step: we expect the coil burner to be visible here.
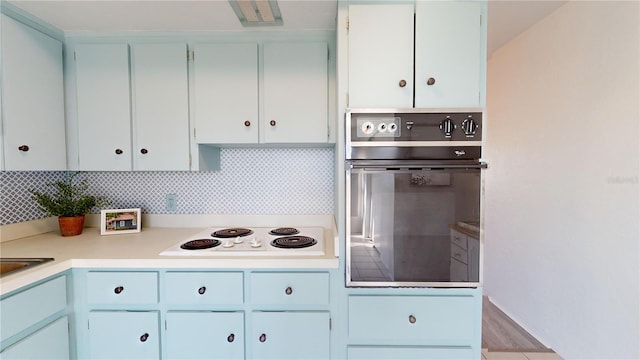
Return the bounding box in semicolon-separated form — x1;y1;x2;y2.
269;227;300;236
180;239;221;250
212;228;253;238
271;236;317;249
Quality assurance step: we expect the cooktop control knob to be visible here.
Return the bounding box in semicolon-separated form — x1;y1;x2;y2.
461;116;478;137
439;117;455;138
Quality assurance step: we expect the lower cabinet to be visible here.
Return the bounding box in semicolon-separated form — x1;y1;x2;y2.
0;316;70;360
347;346;474;359
165;311;244;360
251;311;330;360
88;311;160;359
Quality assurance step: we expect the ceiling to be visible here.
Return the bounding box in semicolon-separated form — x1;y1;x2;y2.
7;0;567;56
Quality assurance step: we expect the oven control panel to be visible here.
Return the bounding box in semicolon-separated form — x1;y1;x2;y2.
356;117;401;138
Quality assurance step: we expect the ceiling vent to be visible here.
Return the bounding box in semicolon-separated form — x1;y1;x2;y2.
229;0;283;27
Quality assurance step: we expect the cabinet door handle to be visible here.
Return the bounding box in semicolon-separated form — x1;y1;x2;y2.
139;333;149;342
140;148;148;154
398;79;407;88
18;145;30;152
198;286;206;295
114;286;124;294
227;333;235;343
244;120;251;127
285;286;293;295
269;120;276;126
259;333;267;343
427;77;436;86
115;149;123;155
409;315;417;324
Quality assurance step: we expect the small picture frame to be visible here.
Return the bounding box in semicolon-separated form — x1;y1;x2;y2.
100;208;141;235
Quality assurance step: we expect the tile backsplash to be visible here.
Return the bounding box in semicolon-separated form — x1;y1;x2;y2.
1;148;334;226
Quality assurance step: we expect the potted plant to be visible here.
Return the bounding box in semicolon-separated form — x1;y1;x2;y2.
31;172;110;236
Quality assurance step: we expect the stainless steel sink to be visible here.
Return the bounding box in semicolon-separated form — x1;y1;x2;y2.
0;258;54;277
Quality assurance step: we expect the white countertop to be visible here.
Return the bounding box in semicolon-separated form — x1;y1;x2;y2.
0;214;340;295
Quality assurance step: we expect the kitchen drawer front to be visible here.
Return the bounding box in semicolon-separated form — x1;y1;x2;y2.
347;346;474;359
86;271;158;305
450;229;468;250
0;275;67;342
450;242;468;265
250;272;329;306
165;272;244;305
348;295;476;344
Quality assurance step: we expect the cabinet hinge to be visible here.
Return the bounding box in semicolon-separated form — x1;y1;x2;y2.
346;93;349;107
73;51;76;61
480;15;482;27
189;154;192;167
165;320;167;331
346;17;349;32
87;320;90;330
329;318;332;330
193;128;196;139
187;50;194;61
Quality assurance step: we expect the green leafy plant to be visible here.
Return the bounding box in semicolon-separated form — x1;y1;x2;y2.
30;172;110;217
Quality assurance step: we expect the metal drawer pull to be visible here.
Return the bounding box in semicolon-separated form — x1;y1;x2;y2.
244;120;251;127
115;149;123;155
227;333;235;343
140;148;148;154
259;333;267;342
399;79;407;87
285;286;293;295
140;333;149;342
427;77;436;86
198;286;206;295
114;286;124;294
18;145;29;152
409;315;416;324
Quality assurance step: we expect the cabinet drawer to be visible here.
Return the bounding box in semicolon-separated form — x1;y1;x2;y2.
450;229;468;249
348;346;474;359
250;272;329;306
450;243;468;265
86;271;158;305
0;275;67;342
165;272;243;305
348;295;476;344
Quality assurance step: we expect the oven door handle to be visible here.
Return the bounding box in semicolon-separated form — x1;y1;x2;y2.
346;160;488;170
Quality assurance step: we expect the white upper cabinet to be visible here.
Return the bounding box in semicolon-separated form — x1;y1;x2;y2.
75;43;190;171
193;42;328;145
131;43;190;171
75;43;132;171
348;1;486;109
262;42;328;143
1;14;66;170
415;1;483;108
348;4;415;109
193;43;259;144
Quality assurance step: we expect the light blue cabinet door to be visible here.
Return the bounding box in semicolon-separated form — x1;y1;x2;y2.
347;346;474;359
75;43;132;171
1;14;66;170
348;4;415;108
88;311;159;359
0;316;69;360
415;1;484;107
262;42;328;143
131;43;190;171
165;311;244;360
193;43;259;144
251;311;330;360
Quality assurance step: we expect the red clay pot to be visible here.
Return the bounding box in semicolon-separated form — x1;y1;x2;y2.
58;215;85;236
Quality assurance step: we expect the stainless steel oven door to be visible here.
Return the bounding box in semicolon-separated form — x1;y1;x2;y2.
346;161;484;287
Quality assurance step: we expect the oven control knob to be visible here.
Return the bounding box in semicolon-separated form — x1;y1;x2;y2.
361;121;375;135
439;117;455;138
461;116;478;137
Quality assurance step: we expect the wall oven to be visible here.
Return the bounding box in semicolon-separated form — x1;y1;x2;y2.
346;108;486;287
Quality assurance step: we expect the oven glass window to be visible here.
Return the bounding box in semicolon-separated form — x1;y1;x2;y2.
348;168;481;286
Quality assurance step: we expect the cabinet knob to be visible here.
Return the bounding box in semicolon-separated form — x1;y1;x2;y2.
18;145;30;152
285;286;293;295
140;148;148;154
427;77;436;86
198;286;206;295
227;333;235;343
139;333;149;342
244;120;251;127
270;120;276;126
114;286;124;294
115;149;123;155
259;333;267;343
399;79;407;88
409;315;417;324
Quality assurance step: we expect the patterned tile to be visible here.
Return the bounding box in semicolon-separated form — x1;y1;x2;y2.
1;148;335;225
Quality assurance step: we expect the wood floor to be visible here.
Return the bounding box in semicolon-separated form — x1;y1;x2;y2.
482;296;551;352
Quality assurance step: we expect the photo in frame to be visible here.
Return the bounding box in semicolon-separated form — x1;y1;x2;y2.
100;208;141;235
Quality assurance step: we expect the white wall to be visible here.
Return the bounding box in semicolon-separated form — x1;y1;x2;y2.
484;2;639;359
